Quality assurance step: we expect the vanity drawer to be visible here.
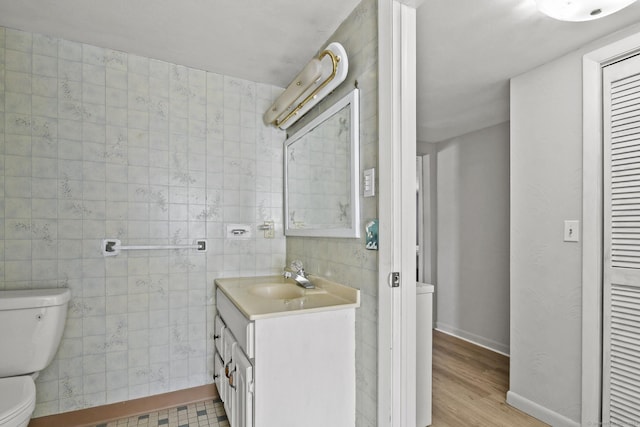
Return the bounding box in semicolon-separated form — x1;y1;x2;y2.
217;289;254;359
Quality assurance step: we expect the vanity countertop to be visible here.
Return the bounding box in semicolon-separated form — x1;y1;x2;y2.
215;275;360;320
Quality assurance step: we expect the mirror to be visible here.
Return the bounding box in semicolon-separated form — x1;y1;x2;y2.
284;89;360;238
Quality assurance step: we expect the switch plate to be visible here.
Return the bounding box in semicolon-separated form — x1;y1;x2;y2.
364;168;375;197
564;220;580;242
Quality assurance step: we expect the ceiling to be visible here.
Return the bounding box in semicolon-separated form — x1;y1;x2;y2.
3;0;640;143
418;0;640;143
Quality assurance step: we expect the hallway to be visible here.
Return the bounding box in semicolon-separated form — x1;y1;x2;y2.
430;330;548;427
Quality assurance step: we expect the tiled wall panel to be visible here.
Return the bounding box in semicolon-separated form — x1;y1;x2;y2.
0;26;286;416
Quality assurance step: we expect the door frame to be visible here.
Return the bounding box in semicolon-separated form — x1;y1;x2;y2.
582;30;640;426
378;0;421;425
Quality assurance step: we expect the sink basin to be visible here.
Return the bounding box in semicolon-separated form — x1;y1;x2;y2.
215;275;360;319
249;283;306;300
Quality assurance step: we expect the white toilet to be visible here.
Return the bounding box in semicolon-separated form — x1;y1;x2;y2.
0;288;71;427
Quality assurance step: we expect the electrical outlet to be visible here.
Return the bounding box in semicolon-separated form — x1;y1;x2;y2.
263;221;275;238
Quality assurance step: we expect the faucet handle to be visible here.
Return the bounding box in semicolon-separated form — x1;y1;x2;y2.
290;259;304;272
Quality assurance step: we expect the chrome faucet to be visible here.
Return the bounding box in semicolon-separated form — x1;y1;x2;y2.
283;261;315;289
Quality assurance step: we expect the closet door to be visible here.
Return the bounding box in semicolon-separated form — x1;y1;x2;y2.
603;53;640;425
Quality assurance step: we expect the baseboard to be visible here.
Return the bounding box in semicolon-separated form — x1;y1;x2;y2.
28;384;219;427
506;391;580;427
434;323;510;356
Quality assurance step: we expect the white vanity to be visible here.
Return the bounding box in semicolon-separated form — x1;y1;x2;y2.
214;275;360;427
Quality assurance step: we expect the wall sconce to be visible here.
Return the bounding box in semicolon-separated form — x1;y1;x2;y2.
263;42;348;130
535;0;637;21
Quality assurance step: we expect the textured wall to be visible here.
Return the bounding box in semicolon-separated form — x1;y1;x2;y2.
510;51;583;423
435;122;510;355
285;0;379;425
0;26;286;416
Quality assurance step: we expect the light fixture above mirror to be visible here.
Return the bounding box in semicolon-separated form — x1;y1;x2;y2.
535;0;637;21
263;42;348;130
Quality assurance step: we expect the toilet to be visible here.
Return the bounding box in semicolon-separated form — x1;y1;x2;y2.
0;288;71;427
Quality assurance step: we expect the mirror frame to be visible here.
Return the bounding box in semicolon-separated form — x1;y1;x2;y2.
284;88;360;238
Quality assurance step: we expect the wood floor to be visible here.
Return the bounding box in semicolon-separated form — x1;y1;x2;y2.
430;330;549;427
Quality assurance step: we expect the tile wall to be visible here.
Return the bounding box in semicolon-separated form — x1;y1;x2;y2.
285;0;379;425
0;26;286;416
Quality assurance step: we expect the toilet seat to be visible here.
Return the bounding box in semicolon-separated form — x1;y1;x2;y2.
0;376;36;426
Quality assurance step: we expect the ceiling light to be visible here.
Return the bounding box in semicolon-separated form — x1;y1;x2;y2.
535;0;637;21
263;42;348;130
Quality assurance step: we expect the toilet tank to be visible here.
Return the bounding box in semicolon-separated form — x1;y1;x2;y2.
0;288;71;377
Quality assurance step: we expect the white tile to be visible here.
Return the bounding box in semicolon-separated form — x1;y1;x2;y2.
106;67;127;90
32;156;57;178
83;82;106;105
6;70;31;94
36;379;60;403
106;369;128;391
128;348;150;370
32;198;57;219
82;44;105;66
83;372;106;394
33;54;57;77
32;95;57;118
5;29;32;53
104;50;127;71
32;33;58;57
5;91;31;115
57;239;82;260
128;55;149;76
30;259;56;280
83;63;105;85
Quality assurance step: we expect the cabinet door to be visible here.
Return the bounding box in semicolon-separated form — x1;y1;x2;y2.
231;346;254;427
214;352;225;403
222;328;237;425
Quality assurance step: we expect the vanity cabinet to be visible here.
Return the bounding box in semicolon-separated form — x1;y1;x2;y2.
214;279;358;427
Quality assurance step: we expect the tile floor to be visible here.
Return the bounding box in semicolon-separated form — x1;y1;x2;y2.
95;399;229;427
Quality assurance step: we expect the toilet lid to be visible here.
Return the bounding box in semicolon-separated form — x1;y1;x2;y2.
0;377;36;423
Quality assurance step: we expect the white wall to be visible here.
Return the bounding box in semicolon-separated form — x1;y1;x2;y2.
434;122;510;354
510;52;583;425
0;26;286;416
509;22;640;427
416;142;437;288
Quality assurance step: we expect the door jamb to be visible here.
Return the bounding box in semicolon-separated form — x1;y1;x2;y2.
378;0;420;426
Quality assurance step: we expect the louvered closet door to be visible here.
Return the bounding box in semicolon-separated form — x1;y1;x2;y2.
603;53;640;426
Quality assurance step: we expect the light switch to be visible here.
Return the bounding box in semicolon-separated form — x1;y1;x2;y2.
564;220;580;242
364;168;375;197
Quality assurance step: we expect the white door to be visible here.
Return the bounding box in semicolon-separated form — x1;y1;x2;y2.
378;1;418;425
602;53;640;425
232;346;254;427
